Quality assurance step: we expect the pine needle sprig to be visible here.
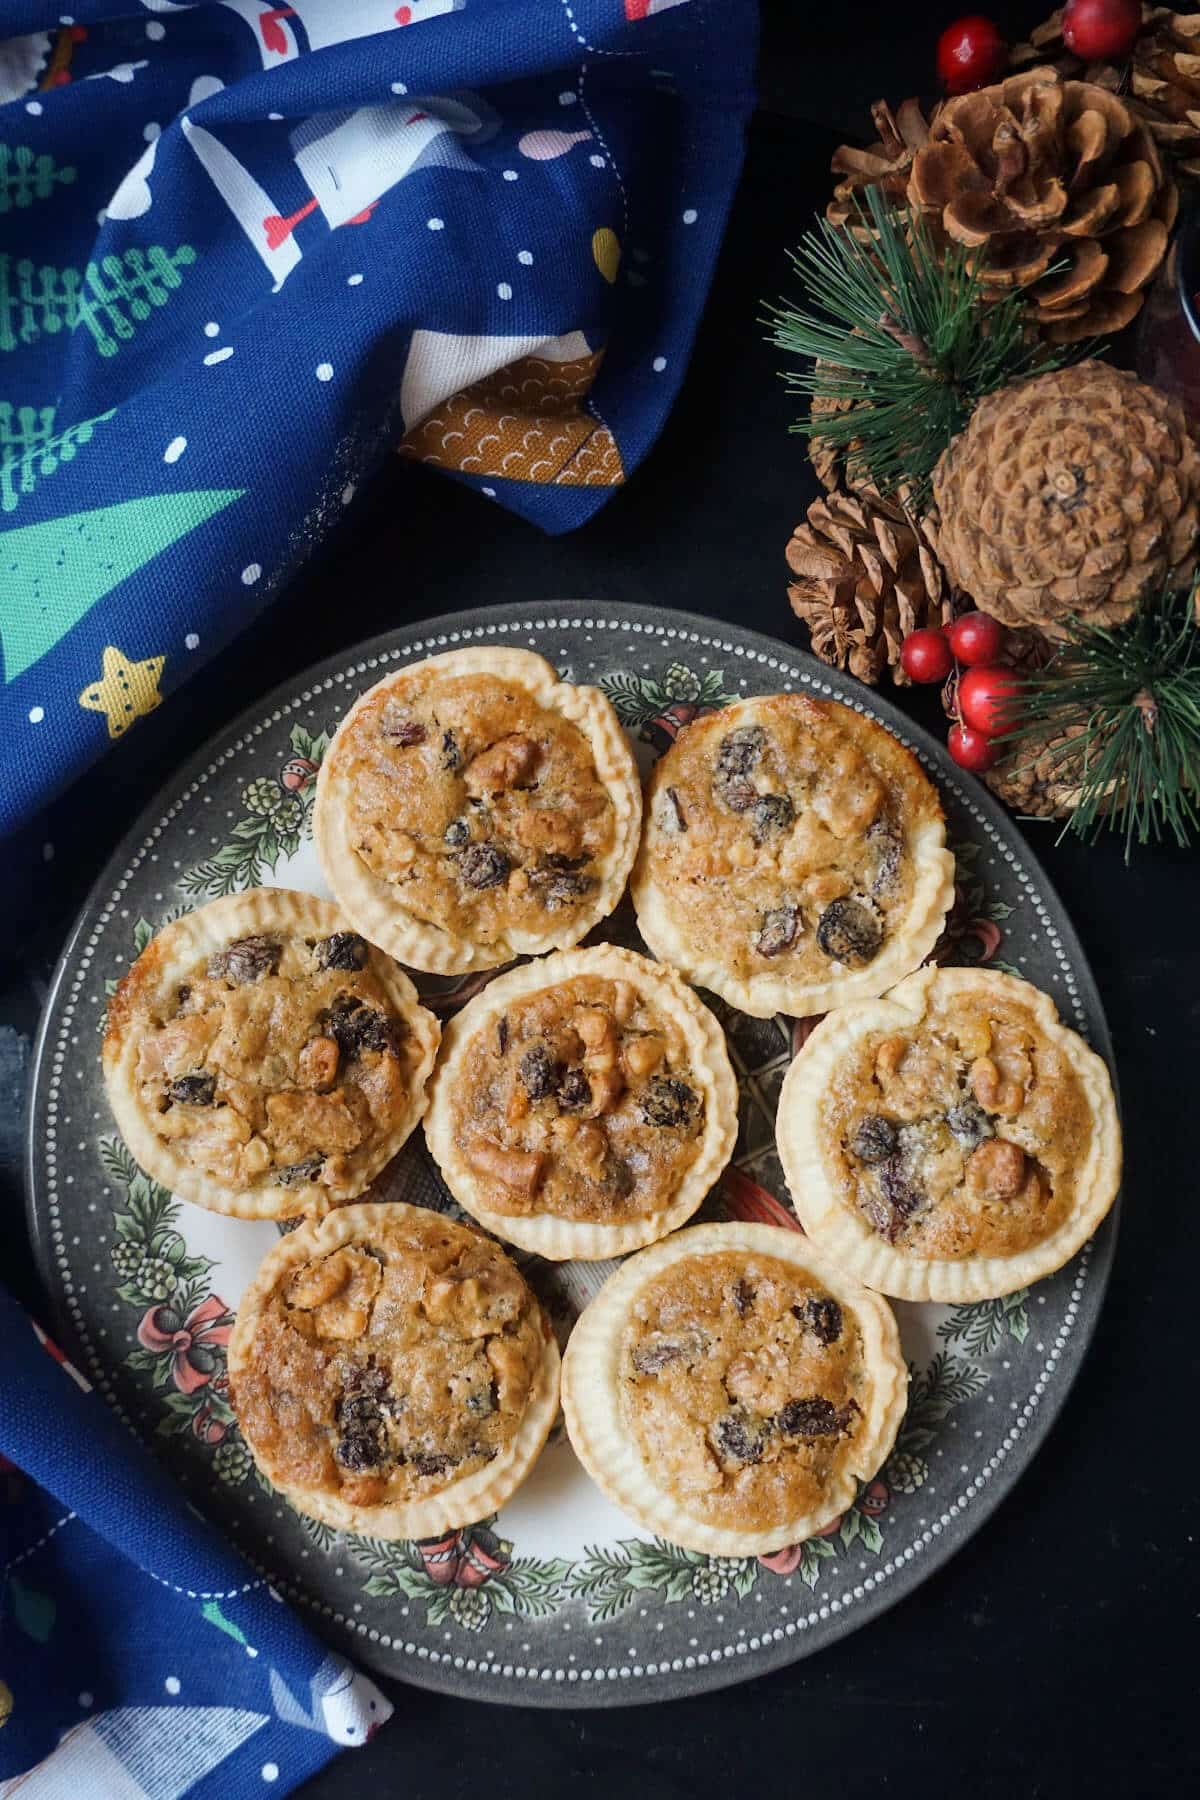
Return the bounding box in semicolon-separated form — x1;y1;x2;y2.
764;188;1085;506
997;586;1200;860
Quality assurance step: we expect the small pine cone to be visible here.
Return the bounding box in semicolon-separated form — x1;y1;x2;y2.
908;67;1175;343
828;96;933;232
448;1585;491;1632
111;1241;144;1281
1012;8;1200;184
807;365;891;501
690;1560;733;1606
787;489;950;685
136;1256;177;1301
809;386;854;493
242;776;286;818
213;1438;253;1486
884;1451;928;1494
662;661;701;703
985;728;1091;819
929;361;1200;635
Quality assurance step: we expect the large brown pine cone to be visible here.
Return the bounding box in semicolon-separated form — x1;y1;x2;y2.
928;360;1200;635
828;98;933;231
907;67;1176;342
786;490;950;684
1012;9;1200;182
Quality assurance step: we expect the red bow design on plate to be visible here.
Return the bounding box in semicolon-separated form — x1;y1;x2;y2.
137;1295;233;1394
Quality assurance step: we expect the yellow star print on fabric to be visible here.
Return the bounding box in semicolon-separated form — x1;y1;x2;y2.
78;645;165;739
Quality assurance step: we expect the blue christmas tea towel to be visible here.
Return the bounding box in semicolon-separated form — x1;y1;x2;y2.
0;0;758;836
0;1284;391;1797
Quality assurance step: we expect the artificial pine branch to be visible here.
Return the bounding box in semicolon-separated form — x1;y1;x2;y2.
997;585;1200;860
765;188;1083;507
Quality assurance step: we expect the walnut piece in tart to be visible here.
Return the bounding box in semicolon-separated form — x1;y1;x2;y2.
632;694;954;1018
425;946;738;1260
228;1202;560;1537
561;1222;906;1555
102;890;440;1219
777;967;1121;1301
314;648;642;974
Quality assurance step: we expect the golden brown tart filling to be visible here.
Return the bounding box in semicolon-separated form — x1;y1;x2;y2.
231;1208;546;1513
449;972;706;1224
633;694;952;1016
822;988;1090;1260
621;1250;872;1534
124;926;426;1198
336;671;617;950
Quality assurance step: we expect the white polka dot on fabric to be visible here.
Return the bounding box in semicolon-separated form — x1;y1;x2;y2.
268;111;283;121
185;633;199;650
26;101;43;116
164;1677;180;1696
241;564;262;586
652;356;667;372
28;707;45;724
558;91;578;106
77;1693;92;1709
391;81;408;95
163;436;187;463
517;250;533;265
497;283;512;300
347;273;364;286
203;321;220;337
502;169;518;181
682;208;698;224
146;20;165;38
143;122;161;142
427;217;444;231
482;486;496;497
315;362;333;381
203;346;233;365
261;1766;279;1784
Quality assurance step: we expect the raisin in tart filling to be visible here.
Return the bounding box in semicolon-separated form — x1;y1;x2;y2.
314;647;642;974
228;1203;559;1537
562;1222;906;1555
777;967;1121;1301
103;890;440;1219
425;946;738;1261
631;694;954;1019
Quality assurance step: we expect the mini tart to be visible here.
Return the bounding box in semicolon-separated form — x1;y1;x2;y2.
228;1202;559;1537
102;890;440;1220
425;946;738;1261
632;693;955;1019
562;1222;906;1556
314;648;642;974
776;966;1121;1302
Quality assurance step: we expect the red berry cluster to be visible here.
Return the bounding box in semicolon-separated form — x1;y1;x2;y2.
935;4;1139;98
899;612;1020;774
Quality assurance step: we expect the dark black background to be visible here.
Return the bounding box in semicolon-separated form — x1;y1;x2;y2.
3;3;1196;1794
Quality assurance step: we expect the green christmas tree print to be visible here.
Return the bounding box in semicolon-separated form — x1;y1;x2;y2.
0;144;76;213
0;401;116;515
0;246;197;359
0;488;245;684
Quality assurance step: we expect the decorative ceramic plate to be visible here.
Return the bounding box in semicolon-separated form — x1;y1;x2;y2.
27;604;1119;1707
